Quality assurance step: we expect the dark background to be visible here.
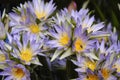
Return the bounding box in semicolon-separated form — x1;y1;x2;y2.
0;0;120;23
1;0;120;31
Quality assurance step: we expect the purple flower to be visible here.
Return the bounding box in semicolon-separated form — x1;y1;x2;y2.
77;69;101;80
28;0;56;20
0;64;30;80
73;26;95;53
72;56;97;72
8;33;44;65
47;25;71;49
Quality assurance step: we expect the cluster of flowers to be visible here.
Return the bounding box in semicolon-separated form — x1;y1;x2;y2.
0;0;120;80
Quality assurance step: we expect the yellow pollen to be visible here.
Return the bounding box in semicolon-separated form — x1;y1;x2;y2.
85;61;96;71
86;74;99;80
0;54;6;62
74;38;86;52
59;33;69;46
35;11;46;19
101;68;110;79
12;68;25;79
20;48;32;62
29;24;40;34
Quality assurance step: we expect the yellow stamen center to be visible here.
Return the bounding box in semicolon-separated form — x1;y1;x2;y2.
0;54;6;62
29;24;40;34
35;11;46;19
85;61;96;71
86;74;99;80
101;68;110;79
74;38;86;52
59;33;69;46
20;48;32;62
12;67;25;79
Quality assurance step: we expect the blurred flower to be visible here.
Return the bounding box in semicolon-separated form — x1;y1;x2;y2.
9;8;32;27
28;0;56;20
68;1;77;12
0;63;30;80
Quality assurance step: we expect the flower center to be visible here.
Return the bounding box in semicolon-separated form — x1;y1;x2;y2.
29;24;40;34
74;38;86;52
86;74;99;80
59;33;69;46
0;54;6;62
12;67;25;79
35;11;46;19
85;61;96;71
101;68;110;79
20;48;32;62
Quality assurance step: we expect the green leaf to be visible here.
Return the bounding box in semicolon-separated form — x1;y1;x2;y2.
50;49;64;62
31;57;42;66
85;53;99;60
60;48;73;60
90;33;110;39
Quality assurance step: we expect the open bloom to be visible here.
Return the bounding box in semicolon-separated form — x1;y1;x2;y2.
0;64;30;80
98;54;117;80
8;33;44;65
47;25;71;49
73;26;95;53
47;24;72;61
71;9;107;39
11;21;46;39
9;2;33;27
9;1;47;39
77;69;100;80
72;56;97;73
28;0;56;20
